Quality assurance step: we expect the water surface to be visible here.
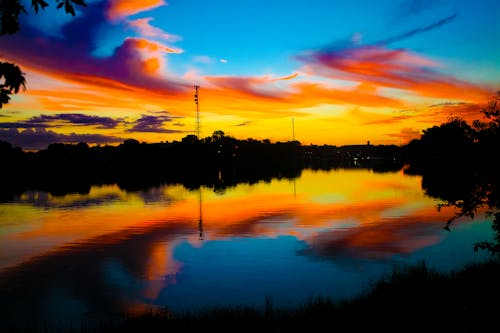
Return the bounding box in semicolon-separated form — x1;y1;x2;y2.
0;168;493;328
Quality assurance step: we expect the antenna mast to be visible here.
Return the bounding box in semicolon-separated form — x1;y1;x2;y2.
194;85;201;138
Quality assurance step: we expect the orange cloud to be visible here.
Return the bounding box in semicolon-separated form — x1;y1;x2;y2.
427;101;487;123
386;127;422;144
126;37;182;54
108;0;167;19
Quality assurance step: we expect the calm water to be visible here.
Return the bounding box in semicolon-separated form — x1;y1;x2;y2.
0;168;493;328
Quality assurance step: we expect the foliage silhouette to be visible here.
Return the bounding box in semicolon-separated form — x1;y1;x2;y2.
0;0;86;108
0;61;25;107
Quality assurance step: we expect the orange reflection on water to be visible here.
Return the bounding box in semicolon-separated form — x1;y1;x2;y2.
1;169;464;277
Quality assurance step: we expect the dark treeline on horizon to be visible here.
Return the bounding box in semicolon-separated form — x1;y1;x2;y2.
0;130;403;200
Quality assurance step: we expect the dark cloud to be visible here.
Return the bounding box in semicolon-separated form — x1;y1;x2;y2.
126;114;184;133
13;191;123;209
429;102;467;108
0;128;123;150
27;113;122;129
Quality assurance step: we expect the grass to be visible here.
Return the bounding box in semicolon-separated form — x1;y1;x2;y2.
9;260;500;332
97;260;500;333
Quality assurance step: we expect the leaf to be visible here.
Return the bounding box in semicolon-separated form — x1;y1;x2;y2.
31;0;49;13
65;0;76;16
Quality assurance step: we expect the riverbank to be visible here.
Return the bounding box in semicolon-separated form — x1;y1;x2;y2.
93;259;499;333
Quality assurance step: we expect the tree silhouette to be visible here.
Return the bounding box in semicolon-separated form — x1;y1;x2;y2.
0;0;86;108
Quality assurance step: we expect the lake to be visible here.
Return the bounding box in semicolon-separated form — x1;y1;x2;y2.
0;167;493;330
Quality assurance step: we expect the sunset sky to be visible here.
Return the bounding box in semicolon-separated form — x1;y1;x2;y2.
1;0;499;149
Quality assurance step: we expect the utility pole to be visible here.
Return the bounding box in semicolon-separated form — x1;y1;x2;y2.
292;117;295;141
194;85;201;138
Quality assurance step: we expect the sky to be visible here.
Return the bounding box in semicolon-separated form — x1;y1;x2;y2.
1;0;499;149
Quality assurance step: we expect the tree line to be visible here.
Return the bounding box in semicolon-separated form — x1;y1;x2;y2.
0;129;404;199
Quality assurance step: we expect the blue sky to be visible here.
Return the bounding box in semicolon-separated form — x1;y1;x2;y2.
2;0;499;148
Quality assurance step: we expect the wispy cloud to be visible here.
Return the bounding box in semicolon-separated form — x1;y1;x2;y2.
324;14;457;52
429;101;467;108
235;121;252;127
128;17;180;42
375;13;457;46
273;73;299;81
